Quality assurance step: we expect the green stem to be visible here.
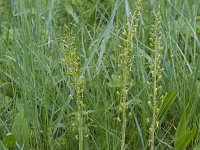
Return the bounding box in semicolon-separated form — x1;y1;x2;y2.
150;51;157;150
76;84;83;150
121;69;128;150
121;89;127;150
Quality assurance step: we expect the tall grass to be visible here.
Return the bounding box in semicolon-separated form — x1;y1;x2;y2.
0;0;200;149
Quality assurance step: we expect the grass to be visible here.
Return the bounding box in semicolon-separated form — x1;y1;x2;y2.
0;0;200;149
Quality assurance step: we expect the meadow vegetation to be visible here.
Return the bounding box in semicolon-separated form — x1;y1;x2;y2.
0;0;200;149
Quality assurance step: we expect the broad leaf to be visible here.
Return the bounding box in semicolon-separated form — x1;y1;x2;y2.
158;90;177;121
174;95;196;150
12;112;30;149
2;133;16;149
174;127;196;150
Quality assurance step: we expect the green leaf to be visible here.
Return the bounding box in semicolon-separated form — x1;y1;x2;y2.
196;16;200;21
2;133;16;149
12;112;30;149
175;97;193;139
158;90;177;121
174;127;196;150
196;25;200;34
174;95;195;150
65;4;79;23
